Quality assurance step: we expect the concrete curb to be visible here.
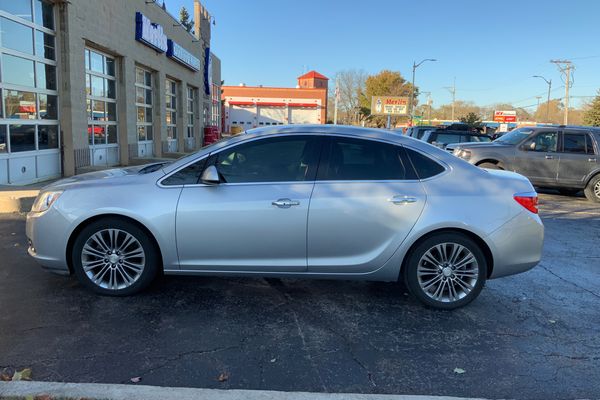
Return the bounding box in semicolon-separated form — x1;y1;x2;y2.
0;382;485;400
0;190;39;214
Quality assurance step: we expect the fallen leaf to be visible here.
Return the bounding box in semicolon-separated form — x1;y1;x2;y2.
453;368;466;374
549;320;556;324
0;373;11;381
270;358;277;363
217;372;229;382
130;377;142;383
12;368;32;381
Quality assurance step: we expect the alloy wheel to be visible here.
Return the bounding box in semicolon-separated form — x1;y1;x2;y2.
81;229;146;290
417;242;479;303
595;181;600;199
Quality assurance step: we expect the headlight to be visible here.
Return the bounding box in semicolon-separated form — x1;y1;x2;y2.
459;150;471;160
31;191;63;213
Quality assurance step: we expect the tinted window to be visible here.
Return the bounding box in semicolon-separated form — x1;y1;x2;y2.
0;17;33;54
162;158;207;186
562;133;587;154
405;148;445;179
2;55;35;87
586;135;596;155
495;127;535;145
464;135;491;143
38;125;58;150
524;131;558;152
9;124;36;152
216;136;319;183
432;133;460;145
0;126;6;153
319;137;409;181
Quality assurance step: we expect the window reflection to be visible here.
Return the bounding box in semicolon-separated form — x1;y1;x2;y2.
0;1;33;21
0;126;7;153
39;94;57;120
38;125;58;149
4;90;36;119
34;0;54;29
0;17;34;54
9;124;36;152
2;55;35;87
35;30;55;60
36;63;56;90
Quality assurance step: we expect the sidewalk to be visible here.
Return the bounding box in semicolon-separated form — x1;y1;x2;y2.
0;382;485;400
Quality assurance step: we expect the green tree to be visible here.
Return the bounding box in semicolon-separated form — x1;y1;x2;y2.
358;70;415;127
583;91;600;126
459;112;483;128
179;6;194;33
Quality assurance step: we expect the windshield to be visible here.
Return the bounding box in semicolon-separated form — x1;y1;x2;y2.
494;127;535;145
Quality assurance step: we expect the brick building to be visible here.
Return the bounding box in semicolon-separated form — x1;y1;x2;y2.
222;71;328;133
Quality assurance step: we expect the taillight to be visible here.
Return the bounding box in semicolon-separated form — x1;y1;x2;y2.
514;193;538;214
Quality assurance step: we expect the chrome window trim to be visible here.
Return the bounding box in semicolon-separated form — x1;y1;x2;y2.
156;132;450;188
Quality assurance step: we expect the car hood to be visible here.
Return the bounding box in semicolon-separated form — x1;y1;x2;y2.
455;142;513;150
42;163;167;191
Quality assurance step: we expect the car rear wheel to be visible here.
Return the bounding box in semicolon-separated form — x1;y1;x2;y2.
404;233;487;310
478;162;503;170
584;174;600;203
71;218;160;296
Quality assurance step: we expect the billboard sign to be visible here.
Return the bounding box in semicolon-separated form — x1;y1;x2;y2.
167;39;201;71
371;96;409;116
493;110;517;123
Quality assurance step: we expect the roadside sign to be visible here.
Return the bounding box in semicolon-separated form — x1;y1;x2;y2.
371;96;409;116
494;110;517;123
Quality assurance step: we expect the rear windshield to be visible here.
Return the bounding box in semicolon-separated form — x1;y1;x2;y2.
495;127;535;145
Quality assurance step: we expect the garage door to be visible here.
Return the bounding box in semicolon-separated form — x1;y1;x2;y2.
258;106;286;126
290;107;319;124
229;106;256;130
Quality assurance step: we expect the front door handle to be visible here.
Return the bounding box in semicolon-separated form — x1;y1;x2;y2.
388;195;418;205
589;158;597;162
545;155;554;160
272;198;300;208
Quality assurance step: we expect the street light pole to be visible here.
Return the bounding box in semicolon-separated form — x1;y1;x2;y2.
533;75;552;122
410;58;436;125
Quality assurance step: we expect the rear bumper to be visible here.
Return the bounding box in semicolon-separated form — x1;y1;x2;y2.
487;210;544;279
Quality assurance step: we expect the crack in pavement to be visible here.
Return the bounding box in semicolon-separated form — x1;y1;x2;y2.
539;265;600;299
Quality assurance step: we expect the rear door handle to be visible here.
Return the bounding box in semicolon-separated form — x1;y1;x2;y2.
388;195;417;205
272;198;300;208
545;155;554;160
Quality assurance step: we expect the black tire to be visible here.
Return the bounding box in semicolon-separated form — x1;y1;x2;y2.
584;174;600;203
71;217;160;296
558;188;580;196
403;233;487;310
478;162;503;170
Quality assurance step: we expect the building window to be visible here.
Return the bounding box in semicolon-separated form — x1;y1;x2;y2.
186;86;196;139
0;0;58;154
165;79;177;140
85;48;117;146
135;66;153;142
211;83;220;129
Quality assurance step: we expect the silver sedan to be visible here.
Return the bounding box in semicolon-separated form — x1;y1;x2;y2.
26;125;544;309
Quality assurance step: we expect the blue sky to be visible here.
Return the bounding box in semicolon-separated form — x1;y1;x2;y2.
167;0;600;110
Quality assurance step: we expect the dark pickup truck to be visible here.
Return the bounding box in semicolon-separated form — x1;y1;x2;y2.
452;126;600;202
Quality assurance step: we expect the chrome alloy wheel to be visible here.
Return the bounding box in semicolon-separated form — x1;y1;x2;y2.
81;229;146;290
417;243;479;303
595;181;600;199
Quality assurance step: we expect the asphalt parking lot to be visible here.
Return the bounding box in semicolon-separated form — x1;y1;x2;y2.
0;191;599;399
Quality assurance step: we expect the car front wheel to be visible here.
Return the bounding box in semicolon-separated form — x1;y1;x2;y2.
404;233;487;309
71;218;160;295
584;174;600;203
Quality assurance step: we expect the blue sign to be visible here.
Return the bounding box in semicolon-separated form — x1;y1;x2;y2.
167;39;200;71
204;47;212;95
135;12;168;53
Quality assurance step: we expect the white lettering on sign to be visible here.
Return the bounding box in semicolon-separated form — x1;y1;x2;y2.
167;39;200;71
135;12;168;53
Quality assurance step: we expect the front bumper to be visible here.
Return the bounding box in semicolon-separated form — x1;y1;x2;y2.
487;210;544;279
26;208;71;274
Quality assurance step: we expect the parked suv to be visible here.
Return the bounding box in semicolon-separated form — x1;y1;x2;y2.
453;126;600;202
403;125;436;139
421;129;492;150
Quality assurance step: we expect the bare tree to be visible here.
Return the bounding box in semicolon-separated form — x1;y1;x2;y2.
331;69;367;125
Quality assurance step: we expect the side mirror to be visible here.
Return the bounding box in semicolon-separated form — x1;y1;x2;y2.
200;165;220;185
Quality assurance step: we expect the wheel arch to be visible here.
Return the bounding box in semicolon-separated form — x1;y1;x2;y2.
65;213;164;275
475;158;504;169
584;169;600;186
400;227;494;280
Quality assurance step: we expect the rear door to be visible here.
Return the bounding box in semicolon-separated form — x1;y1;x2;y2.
557;130;598;187
512;130;559;185
307;136;426;274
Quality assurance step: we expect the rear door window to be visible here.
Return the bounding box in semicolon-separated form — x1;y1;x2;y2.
404;148;446;179
562;131;595;155
433;133;460;145
317;137;413;181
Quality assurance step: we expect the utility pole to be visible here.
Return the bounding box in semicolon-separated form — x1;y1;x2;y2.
421;91;432;124
533;75;552;122
444;77;456;121
333;85;339;125
536;96;542;108
550;59;573;125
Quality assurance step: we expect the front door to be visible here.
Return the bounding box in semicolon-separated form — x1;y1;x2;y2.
308;137;426;274
175;135;322;272
513;130;559;185
558;130;598;187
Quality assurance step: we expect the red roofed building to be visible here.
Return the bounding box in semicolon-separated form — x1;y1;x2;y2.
222;71;328;133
